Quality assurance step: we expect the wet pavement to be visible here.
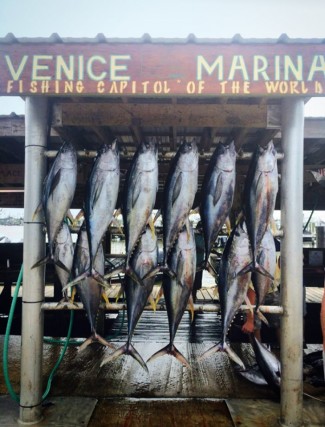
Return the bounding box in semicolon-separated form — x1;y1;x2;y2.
1;311;325;426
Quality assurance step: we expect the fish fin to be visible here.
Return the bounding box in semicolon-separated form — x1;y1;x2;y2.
237;262;253;276
65;209;74;225
114;208;122;217
78;332;115;352
188;294;195;322
93;333;115;350
235;211;244;226
147;344;190;369
154;285;164;306
62;271;90;291
48;169;62;197
185;219;191;241
148;294;157;311
125;266;145;287
91;180;105;210
31;254;50;269
55;259;71;274
104;266;125;280
224;343;245;369
153;209;161;224
206;260;218;279
70;287;77;305
115;283;125;303
198;342;245;369
198;343;222;361
148;216;155;238
142;266;161;281
92;270;111;290
77;336;93;352
213;173;224;206
244;295;254;315
32;202;43;221
101;291;110;308
190;206;200;215
238;261;273;280
270;218;278;236
100;343;149;372
256;309;269;326
172;172;182;205
132;172;142;207
225;216;232;236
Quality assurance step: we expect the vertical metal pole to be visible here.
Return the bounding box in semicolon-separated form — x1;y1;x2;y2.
19;97;48;424
280;98;305;427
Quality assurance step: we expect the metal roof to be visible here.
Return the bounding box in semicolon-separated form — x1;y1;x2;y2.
1;33;325;44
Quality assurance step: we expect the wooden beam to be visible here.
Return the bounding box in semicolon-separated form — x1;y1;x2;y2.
53;103;275;128
169;126;177;151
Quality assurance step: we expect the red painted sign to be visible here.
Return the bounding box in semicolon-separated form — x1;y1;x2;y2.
0;42;324;96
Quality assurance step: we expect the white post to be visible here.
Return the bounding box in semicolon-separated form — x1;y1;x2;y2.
19;97;48;424
280;98;305;427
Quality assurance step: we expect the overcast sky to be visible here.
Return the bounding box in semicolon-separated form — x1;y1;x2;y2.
0;0;324;115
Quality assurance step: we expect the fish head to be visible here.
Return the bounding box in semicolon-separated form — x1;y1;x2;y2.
136;139;158;171
96;141;120;171
215;140;237;172
256;141;277;173
58;141;77;168
139;138;158;154
178;139;199;171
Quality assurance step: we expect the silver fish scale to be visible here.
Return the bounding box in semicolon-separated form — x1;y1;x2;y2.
86;142;120;266
163;141;198;264
124;141;158;264
43;141;77;258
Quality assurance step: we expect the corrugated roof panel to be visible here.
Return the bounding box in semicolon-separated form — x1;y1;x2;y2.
0;33;324;44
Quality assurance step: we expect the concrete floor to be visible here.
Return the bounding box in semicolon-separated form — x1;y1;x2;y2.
1;309;325;426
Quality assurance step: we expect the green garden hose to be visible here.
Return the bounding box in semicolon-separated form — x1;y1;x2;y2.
2;264;75;403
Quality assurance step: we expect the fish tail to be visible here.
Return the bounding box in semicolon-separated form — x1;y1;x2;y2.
31;254;50;269
206;260;218;278
125;265;146;287
142;266;161;281
78;332;115;353
100;343;148;372
147;343;191;368
104;266;125;280
159;265;177;279
55;259;70;273
256;309;269;326
62;271;90;292
224;343;245;369
197;343;222;361
198;341;245;369
237;261;274;280
92;269;110;289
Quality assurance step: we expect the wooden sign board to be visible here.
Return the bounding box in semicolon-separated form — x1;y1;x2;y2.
0;42;324;97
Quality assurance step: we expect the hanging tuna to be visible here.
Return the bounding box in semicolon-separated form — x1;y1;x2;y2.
147;219;196;368
32;140;77;271
200;220;250;369
71;222;114;352
53;221;75;307
161;139;198;275
200;141;236;270
70;140;120;287
101;225;158;371
122;139;158;284
240;140;278;277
